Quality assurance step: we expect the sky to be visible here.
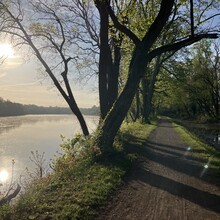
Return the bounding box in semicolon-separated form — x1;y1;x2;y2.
0;44;99;108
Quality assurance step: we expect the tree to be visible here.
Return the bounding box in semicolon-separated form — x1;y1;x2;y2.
0;0;90;135
191;40;220;119
95;0;134;120
95;0;219;152
1;0;219;153
156;40;220;120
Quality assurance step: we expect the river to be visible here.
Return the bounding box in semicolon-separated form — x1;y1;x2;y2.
0;115;99;187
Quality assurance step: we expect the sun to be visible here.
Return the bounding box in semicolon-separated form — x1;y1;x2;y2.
0;43;15;59
0;170;9;182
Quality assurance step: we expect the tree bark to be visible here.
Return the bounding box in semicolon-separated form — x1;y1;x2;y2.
108;45;121;110
68;99;89;136
95;1;113;119
142;55;162;123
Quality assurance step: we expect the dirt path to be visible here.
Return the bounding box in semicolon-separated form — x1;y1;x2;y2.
97;119;220;220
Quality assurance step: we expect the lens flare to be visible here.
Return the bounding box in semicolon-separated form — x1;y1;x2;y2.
204;164;209;169
0;170;9;182
187;146;191;151
0;44;15;58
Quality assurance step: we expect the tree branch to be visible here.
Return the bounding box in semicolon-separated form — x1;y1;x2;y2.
0;184;21;206
190;0;194;37
106;5;140;45
148;33;219;62
142;0;175;48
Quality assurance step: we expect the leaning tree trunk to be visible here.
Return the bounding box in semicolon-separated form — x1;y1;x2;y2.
0;184;21;206
96;48;147;152
68;99;89;136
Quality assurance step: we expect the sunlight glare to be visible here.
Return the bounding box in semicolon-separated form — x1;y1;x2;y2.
187;146;191;151
204;164;209;169
0;170;9;182
0;44;15;58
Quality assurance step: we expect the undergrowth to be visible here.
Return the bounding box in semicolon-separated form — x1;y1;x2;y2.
0;121;156;220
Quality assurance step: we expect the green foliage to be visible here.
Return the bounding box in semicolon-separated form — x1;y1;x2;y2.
0;204;13;220
0;121;158;219
156;40;220;120
11;159;126;220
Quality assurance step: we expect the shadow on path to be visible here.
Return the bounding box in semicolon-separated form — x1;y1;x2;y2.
97;119;220;220
134;166;220;213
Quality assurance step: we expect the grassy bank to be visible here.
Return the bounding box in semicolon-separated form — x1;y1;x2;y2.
173;122;220;170
0;122;156;220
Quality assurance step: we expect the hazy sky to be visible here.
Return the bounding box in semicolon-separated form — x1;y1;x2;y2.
0;45;99;108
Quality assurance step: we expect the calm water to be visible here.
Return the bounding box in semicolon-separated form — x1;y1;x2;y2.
0;115;99;185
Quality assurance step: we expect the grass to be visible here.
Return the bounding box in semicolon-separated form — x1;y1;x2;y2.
173;122;220;170
0;121;157;220
120;120;157;142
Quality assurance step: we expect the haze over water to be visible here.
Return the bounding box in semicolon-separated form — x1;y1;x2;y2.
0;115;99;185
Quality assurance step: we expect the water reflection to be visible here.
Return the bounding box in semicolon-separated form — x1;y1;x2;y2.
0;115;99;186
179;121;220;149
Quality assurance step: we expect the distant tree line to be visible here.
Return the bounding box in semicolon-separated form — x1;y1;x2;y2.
0;98;99;116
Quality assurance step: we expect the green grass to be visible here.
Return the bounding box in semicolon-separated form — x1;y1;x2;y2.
120;120;157;141
173;122;220;169
0;121;156;220
0;154;129;220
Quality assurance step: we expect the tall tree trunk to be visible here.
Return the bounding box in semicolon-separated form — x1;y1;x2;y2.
141;75;149;123
96;1;112;119
96;0;176;152
142;55;161;123
95;0;217;152
135;88;141;121
108;45;121;110
96;47;147;151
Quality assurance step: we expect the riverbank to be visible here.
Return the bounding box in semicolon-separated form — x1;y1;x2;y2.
1;119;219;219
0;114;99;188
0;122;156;219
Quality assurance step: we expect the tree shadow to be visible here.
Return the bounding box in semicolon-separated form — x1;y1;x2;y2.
132;166;220;213
144;140;217;165
125;142;220;186
146;140;188;152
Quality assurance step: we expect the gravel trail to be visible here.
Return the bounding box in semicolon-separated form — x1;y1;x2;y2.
97;119;220;220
